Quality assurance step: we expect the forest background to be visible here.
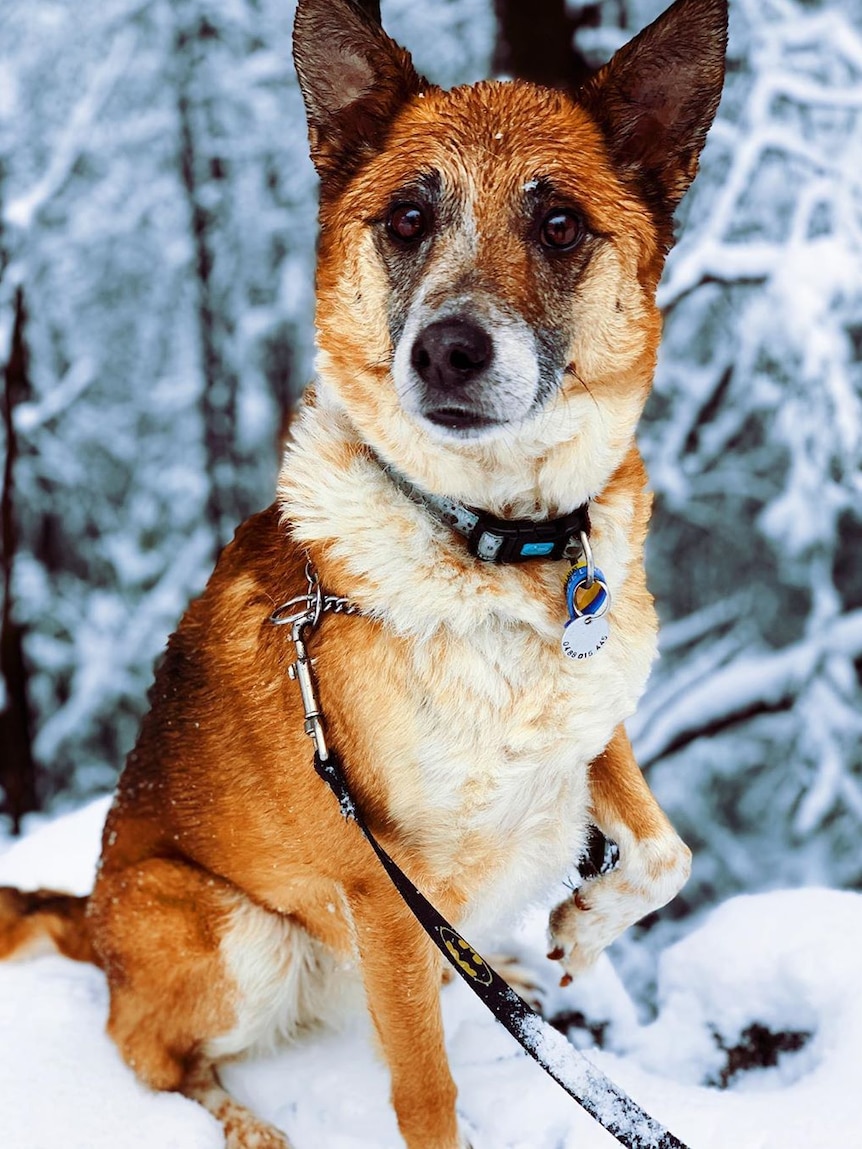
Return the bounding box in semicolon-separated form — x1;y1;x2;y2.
1;0;861;989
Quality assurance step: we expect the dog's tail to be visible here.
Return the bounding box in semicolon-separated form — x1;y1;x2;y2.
0;886;100;966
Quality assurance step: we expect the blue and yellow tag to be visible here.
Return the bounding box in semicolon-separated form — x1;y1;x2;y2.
564;564;609;619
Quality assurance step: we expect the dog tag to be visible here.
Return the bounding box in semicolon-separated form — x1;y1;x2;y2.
561;562;611;661
562;613;610;660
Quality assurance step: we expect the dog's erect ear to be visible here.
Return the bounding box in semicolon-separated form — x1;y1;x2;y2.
580;0;728;222
293;0;425;191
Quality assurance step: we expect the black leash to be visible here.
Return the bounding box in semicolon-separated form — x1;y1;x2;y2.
275;563;691;1149
313;750;690;1149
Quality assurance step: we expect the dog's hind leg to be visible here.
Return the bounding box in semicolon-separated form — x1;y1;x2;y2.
183;1058;290;1149
88;858;294;1148
548;725;692;981
348;878;468;1149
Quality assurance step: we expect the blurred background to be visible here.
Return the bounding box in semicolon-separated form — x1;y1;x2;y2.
1;0;860;973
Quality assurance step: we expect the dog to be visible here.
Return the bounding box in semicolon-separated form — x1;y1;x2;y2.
0;0;727;1145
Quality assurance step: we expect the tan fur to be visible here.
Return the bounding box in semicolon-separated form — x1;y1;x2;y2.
0;2;727;1146
0;887;99;964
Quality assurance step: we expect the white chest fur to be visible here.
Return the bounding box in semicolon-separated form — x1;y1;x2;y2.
380;605;649;934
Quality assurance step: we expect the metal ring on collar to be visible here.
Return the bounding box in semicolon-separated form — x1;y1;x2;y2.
579;530;596;587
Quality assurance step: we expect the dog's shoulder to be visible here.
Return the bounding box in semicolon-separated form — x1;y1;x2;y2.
208;502;305;609
132;503;308;775
103;505;317;868
168;503;305;654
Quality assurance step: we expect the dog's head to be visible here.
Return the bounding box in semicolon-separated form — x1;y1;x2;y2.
293;0;727;510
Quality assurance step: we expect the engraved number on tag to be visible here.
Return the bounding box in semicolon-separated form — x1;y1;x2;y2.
561;613;610;660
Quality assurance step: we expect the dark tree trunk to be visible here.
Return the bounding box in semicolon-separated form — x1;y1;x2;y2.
493;0;601;92
352;0;381;22
1;287;39;832
175;8;251;551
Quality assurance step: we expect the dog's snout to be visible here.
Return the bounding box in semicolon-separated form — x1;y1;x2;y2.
411;319;493;391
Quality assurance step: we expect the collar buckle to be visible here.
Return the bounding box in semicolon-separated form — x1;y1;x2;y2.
467;506;591;564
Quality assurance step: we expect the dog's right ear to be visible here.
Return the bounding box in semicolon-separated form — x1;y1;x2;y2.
293;0;425;192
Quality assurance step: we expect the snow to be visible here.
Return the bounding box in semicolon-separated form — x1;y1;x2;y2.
0;957;222;1149
2;0;860;954
2;802;862;1149
0;797;109;895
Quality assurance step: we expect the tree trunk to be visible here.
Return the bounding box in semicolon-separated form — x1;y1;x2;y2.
1;287;39;832
174;6;244;551
493;0;601;92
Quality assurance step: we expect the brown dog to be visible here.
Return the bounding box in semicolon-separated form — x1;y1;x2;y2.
0;1;727;1145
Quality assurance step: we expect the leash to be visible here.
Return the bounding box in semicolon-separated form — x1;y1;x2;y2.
273;565;691;1149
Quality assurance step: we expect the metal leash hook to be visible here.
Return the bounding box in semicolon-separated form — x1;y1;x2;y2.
270;562;360;763
287;620;329;762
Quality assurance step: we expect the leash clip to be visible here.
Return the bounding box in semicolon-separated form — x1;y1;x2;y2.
272;562;360;763
279;563;328;761
287;627;329;762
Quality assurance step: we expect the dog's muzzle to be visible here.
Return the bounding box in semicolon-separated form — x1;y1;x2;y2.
410;317;494;430
393;296;544;437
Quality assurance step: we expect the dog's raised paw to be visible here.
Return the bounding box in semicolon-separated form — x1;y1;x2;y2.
547;889;610;983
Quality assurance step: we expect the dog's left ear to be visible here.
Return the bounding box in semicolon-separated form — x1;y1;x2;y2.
580;0;728;222
293;0;425;193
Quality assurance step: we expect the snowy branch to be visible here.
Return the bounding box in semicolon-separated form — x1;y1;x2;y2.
632;610;862;768
4;30;139;233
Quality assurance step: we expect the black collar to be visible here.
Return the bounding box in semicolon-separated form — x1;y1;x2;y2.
382;463;590;565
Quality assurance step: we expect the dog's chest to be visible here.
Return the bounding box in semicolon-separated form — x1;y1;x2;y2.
365;611;642;927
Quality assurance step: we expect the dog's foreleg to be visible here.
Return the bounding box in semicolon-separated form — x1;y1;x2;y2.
348;879;467;1149
548;726;691;981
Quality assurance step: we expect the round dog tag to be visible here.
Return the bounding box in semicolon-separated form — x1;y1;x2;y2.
561;613;610;660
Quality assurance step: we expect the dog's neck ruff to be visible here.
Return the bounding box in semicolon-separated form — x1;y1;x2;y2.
381;462;590;565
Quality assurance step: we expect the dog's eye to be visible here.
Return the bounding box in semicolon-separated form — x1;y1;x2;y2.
386;203;428;243
539;209;583;251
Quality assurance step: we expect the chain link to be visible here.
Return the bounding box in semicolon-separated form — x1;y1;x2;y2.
269;561;360;632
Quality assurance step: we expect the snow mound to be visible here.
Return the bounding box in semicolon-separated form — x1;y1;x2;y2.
0;796;110;894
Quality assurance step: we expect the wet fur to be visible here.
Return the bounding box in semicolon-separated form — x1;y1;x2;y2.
0;2;727;1147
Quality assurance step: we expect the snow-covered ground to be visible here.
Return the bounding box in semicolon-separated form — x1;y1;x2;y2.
1;801;861;1149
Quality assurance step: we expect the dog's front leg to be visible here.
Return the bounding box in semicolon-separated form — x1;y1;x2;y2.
348;879;467;1149
549;726;691;981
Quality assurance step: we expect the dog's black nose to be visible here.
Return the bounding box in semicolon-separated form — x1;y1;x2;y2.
411;319;493;390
